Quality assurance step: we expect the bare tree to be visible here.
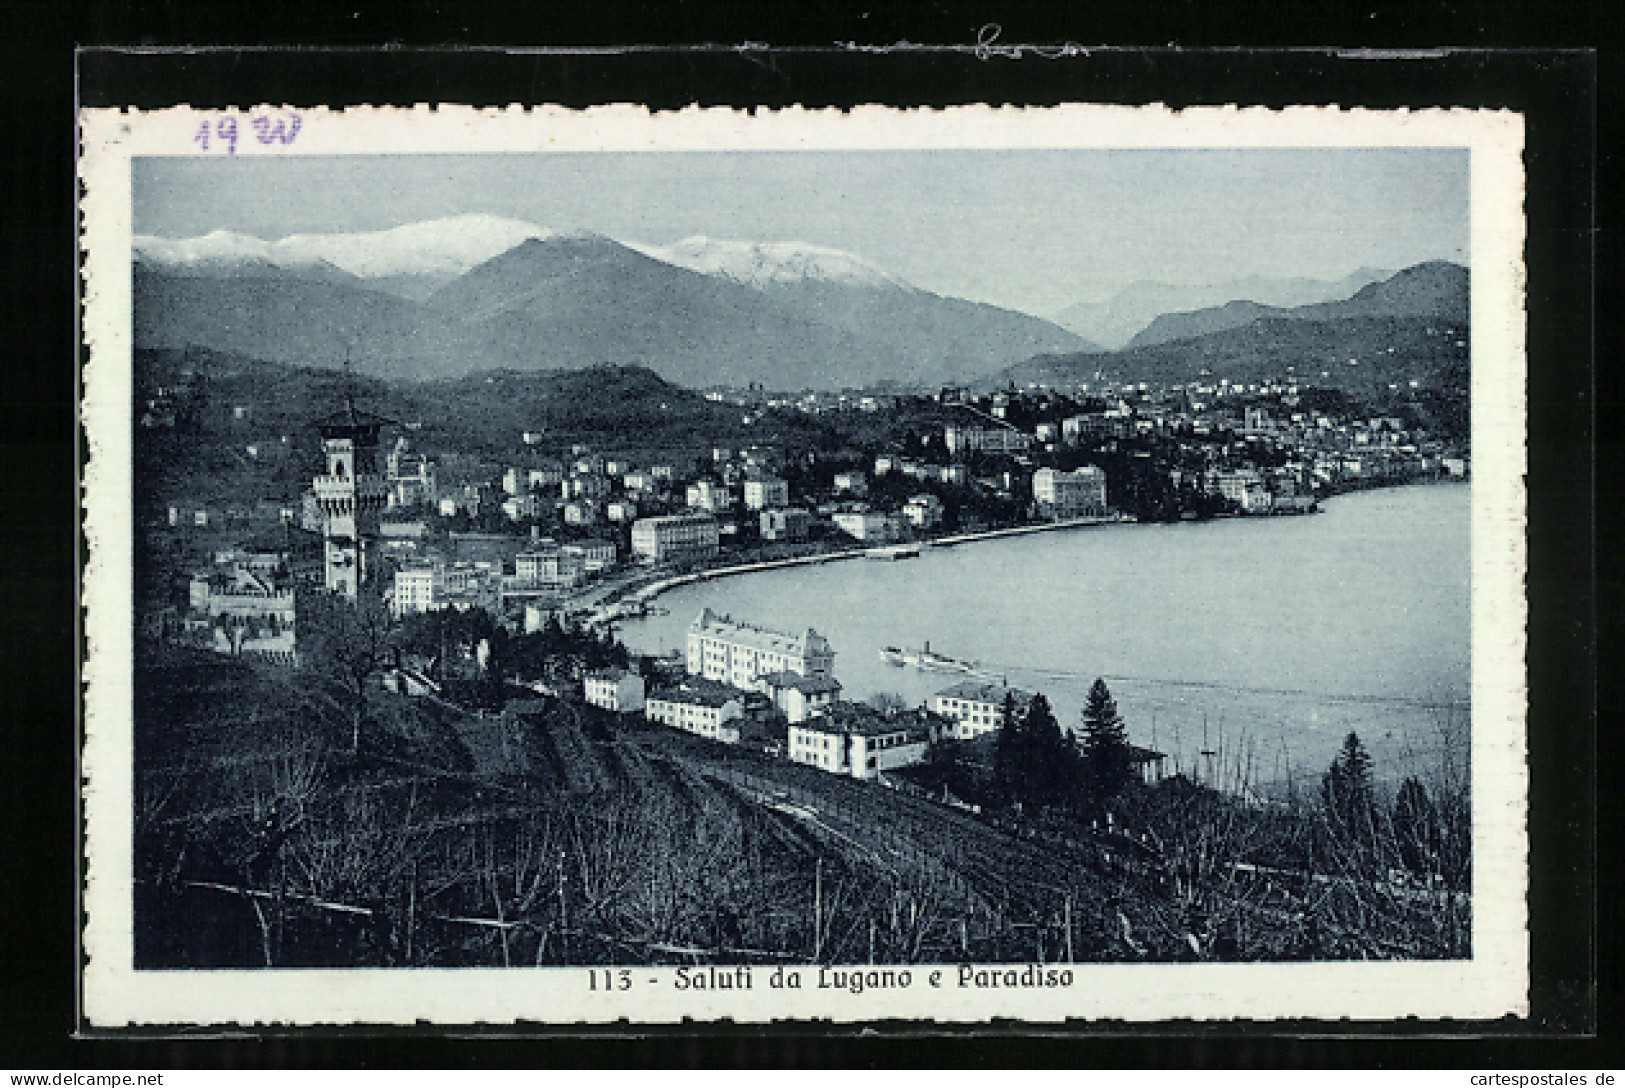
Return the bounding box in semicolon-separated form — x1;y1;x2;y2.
300;589;394;755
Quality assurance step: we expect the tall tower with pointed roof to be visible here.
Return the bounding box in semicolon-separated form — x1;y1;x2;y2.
312;392;392;600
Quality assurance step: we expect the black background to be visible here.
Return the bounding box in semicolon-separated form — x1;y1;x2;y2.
2;0;1610;1070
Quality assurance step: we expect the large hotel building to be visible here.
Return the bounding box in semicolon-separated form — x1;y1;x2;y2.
630;512;720;563
686;608;835;693
1032;465;1109;519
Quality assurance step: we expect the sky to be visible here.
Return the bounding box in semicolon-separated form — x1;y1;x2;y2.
134;148;1469;317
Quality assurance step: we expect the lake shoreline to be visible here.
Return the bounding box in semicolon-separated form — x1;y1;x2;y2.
586;513;1126;624
609;481;1470;786
588;478;1469;624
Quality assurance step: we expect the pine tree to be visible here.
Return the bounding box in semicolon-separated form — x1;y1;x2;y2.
1320;731;1376;852
1079;677;1133;811
991;690;1027;808
991;692;1077;813
1022;693;1075;809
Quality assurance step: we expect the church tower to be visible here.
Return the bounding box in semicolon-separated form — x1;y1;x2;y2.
312;397;391;600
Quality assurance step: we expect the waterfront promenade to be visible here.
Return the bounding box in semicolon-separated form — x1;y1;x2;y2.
580;514;1121;625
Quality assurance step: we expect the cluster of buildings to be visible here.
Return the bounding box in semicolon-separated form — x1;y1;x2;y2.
581;609;934;780
169;353;1461;678
579;609;1163;786
183;552;301;664
179;404;392;663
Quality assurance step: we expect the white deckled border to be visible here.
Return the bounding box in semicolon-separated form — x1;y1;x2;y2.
80;103;1527;1026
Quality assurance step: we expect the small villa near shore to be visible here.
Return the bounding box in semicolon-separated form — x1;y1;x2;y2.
931;680;1035;740
788;701;944;780
644;676;746;744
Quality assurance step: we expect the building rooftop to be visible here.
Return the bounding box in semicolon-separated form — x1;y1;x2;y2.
690;608;831;659
239;522;324;556
1125;744;1167;764
194;567;289;595
934;680;1033;705
758;670;843;696
636;511;718;526
799;701;940;738
313;406;396;438
649;675;743;709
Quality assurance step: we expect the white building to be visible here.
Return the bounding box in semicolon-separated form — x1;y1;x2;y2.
186;565;298;664
685;479;734;513
945;425;1034;456
502;464;564;495
1214;468;1272;513
630;513;720;564
759;507;812;542
563;500;600;526
1032;466;1109;519
831;508;900;543
687;608;835;693
562;474;611;501
902;493;944;529
565;539;617;573
743;476;790;511
501;492;545;522
584;668;646;713
386;438;437;509
392;561;441;617
391;560;499;617
833;471;869;496
644;678;745;744
621;470;658;494
787;702;932;780
515;548;585;589
1062;415;1130;443
758;671;842;723
931;680;1034;740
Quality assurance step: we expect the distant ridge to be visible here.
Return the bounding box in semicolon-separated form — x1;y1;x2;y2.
998;263;1470;427
1051;268;1394;350
1128;261;1467;348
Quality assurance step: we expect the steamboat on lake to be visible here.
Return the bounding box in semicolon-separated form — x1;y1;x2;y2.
879;640;980;675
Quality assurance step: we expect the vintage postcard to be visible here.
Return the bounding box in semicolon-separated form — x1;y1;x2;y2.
79;103;1528;1026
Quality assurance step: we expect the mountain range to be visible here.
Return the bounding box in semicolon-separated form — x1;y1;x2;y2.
1051;268;1395;350
1126;261;1468;349
1001;262;1470;415
133;215;1467;399
133;215;1093;389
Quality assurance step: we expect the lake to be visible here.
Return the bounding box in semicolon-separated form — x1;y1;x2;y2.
617;484;1470;790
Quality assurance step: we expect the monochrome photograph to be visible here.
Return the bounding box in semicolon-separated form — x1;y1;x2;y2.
79;104;1529;1024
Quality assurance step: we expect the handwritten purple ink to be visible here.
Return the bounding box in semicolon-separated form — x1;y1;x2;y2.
193;112;301;153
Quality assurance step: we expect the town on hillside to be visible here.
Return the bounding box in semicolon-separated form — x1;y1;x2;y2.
150;365;1469;663
131;374;1471;970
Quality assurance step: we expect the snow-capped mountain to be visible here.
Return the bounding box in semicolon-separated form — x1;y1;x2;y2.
134;214;554;287
135;217;911;295
629;236;908;291
132;215;1091;388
